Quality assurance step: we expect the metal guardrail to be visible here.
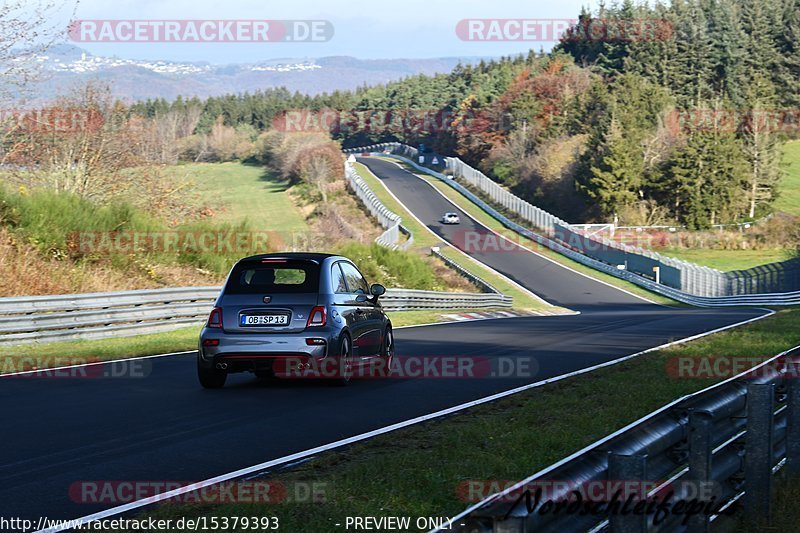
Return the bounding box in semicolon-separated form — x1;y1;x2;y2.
0;286;512;345
345;144;800;307
431;247;504;295
383;288;511;311
445;345;800;532
344;160;413;251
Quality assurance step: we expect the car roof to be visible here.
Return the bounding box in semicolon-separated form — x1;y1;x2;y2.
238;252;339;264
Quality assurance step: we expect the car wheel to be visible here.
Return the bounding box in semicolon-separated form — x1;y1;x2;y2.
198;361;227;389
333;333;353;386
377;327;395;378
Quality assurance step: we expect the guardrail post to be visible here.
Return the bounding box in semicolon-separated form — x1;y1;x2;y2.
744;382;775;527
785;360;800;478
608;453;648;533
687;411;714;533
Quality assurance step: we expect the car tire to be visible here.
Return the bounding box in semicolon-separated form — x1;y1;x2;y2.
333;333;353;386
376;326;395;378
198;361;227;389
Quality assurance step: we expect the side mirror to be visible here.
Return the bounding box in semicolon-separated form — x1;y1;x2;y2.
370;284;386;297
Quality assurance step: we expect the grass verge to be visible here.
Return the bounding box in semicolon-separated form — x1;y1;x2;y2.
113;308;797;532
660;247;792;271
0;326;202;373
761;478;800;531
164;162;309;232
776;141;800;216
352;162;562;314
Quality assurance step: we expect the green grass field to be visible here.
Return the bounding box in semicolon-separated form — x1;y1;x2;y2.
777;141;800;216
660;247;792;271
166;162;309;232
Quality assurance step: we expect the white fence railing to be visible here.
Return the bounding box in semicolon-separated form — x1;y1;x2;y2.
0;286;512;345
344;160;412;251
345;143;800;306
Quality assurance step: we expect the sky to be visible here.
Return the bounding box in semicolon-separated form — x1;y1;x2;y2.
41;0;603;63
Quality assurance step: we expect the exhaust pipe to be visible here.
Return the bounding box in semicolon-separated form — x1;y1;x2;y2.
216;362;228;370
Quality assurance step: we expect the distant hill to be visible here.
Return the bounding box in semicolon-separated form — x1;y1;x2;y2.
22;45;479;102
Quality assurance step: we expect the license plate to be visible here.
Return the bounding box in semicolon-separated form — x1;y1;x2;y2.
240;314;289;326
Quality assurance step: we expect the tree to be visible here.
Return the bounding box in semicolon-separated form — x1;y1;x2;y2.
705;0;748;105
775;0;800;107
664;127;749;228
739;76;781;218
670;0;717;107
575;73;672;220
0;1;77;105
624;2;680;89
258;131;343;203
583;117;644;217
738;0;783;97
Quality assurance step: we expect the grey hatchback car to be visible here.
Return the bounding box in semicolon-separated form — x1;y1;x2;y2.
197;252;394;388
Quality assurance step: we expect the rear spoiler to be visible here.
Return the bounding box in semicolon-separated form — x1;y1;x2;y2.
254;258;320;264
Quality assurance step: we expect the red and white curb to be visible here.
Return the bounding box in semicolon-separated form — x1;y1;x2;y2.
440;310;529;322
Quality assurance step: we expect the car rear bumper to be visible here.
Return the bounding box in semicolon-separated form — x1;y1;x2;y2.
198;327;338;372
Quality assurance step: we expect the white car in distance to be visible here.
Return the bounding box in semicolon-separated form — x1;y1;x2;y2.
441;212;461;225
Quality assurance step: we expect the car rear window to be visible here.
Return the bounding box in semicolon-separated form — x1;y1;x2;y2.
225;259;320;294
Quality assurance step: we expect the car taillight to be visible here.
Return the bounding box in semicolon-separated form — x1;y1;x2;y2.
207;307;222;328
306;306;326;327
